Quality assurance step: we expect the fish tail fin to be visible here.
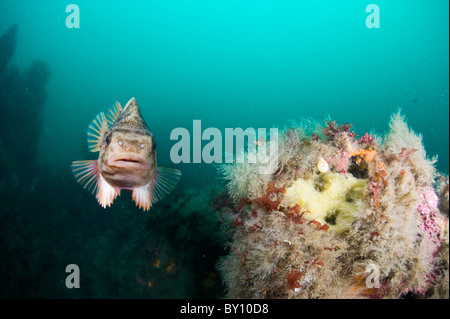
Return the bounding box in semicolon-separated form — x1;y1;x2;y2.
131;167;181;211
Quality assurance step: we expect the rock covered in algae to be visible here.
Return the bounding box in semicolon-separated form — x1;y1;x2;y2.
218;112;449;299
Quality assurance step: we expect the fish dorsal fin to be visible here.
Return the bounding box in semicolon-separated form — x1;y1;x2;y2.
152;167;182;204
87;112;108;152
106;101;123;126
122;97;136;112
114;97;150;133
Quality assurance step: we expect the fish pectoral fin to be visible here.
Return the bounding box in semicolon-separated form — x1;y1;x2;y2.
132;184;152;211
71;160;119;208
87;112;108;152
97;174;120;208
152;167;182;204
71;160;99;194
131;168;181;211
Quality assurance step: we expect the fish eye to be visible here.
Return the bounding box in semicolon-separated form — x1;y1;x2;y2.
118;140;123;146
140;143;145;149
105;135;111;145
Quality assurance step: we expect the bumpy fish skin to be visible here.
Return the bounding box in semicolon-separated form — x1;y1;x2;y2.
71;97;181;211
99;98;156;189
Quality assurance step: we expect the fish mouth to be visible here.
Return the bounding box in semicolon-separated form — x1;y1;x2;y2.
107;153;150;169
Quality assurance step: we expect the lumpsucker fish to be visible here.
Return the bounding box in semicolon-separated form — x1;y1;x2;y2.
71;97;181;211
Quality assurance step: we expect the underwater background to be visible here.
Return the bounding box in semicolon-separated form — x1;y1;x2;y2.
0;0;448;298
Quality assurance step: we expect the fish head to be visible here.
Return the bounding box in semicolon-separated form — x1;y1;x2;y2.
98;98;157;188
72;97;181;211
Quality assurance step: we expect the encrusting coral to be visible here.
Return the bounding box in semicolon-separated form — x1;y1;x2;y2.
218;112;449;299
